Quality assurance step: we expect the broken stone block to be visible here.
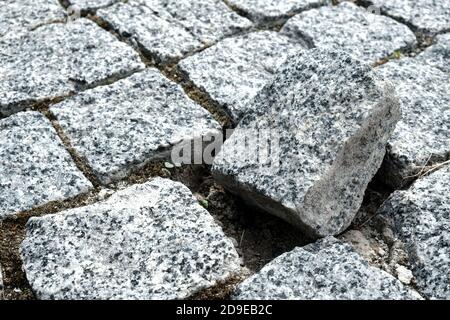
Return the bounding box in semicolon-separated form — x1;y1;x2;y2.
0;18;144;117
417;33;450;74
281;2;416;63
50;69;221;185
370;0;450;34
377;165;450;299
0;0;66;37
21;178;242;300
213;49;400;238
226;0;330;25
97;0;251;65
233;237;418;299
0;112;93;220
375;58;450;187
178;31;306;123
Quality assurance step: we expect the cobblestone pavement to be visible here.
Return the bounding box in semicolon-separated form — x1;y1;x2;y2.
0;0;448;300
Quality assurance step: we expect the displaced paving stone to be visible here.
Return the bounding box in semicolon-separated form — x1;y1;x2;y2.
97;0;251;65
376;58;450;187
233;237;418;299
21;178;242;300
50;69;221;185
417;33;450;74
0;112;93;220
226;0;330;25
0;18;144;117
178;31;306;123
377;165;450;299
281;2;416;63
370;0;450;33
213;49;400;238
0;0;66;38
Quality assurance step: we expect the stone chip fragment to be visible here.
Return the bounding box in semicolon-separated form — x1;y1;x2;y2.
50;69;221;185
281;2;416;63
0;18;144;117
21;178;242;300
0;112;93;220
178;31;306;123
213;49;400;237
377;165;450;299
233;237;418;299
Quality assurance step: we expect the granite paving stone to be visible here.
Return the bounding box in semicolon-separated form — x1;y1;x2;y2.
0;112;93;220
21;178;242;300
0;0;66;38
281;2;417;63
233;237;419;299
50;69;221;185
377;165;450;299
0;18;145;117
178;31;306;123
213;49;400;238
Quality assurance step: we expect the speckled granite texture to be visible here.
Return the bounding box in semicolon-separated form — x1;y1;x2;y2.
376;58;450;187
233;237;419;299
0;18;144;117
370;0;450;33
50;69;221;185
178;31;306;123
281;2;416;63
226;0;330;25
417;33;450;74
21;178;242;300
377;165;450;299
65;0;119;10
213;49;400;238
0;112;93;220
0;0;66;37
97;0;251;64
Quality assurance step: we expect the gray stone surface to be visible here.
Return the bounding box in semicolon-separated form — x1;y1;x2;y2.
225;0;330;25
281;2;417;63
213;49;400;238
377;165;450;299
371;0;450;33
376;58;450;187
0;112;93;220
21;177;242;300
97;1;202;65
66;0;119;10
0;0;66;37
178;31;306;123
417;33;450;74
50;69;221;185
233;237;418;299
97;0;252;64
0;18;144;117
145;0;253;44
